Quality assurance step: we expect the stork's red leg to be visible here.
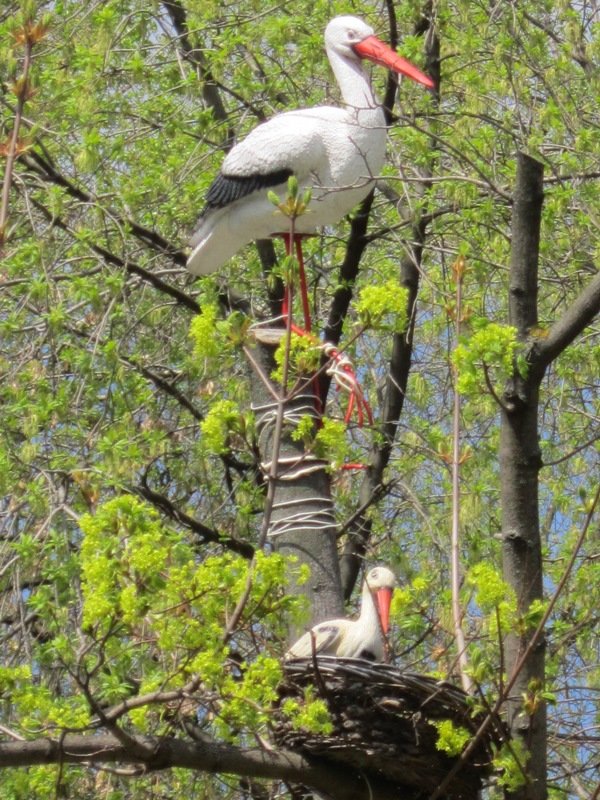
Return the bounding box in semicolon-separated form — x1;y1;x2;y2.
275;233;322;413
276;236;371;427
294;235;312;333
278;233;312;334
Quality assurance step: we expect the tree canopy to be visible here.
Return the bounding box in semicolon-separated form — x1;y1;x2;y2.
1;1;599;798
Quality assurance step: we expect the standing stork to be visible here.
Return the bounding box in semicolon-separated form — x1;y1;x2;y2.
187;16;434;330
285;566;396;662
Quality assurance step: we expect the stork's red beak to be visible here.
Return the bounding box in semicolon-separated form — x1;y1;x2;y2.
353;35;435;90
376;586;393;634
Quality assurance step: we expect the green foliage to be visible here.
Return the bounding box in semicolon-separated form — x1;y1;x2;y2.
291;414;317;447
219;654;283;734
391;574;432;630
80;495;181;633
200;399;251;455
2;494;308;754
189;303;223;361
432;719;471;756
467;562;517;636
355;280;409;333
272;333;321;383
268;175;312;220
518;598;547;635
281;689;333;735
453;321;523;396
189;303;249;362
314;418;352;467
492;740;530;792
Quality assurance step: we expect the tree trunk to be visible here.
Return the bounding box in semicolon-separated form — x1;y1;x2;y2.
501;152;547;800
249;340;344;638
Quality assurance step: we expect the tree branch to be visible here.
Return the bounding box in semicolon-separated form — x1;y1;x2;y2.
162;0;235;145
119;356;204;421
0;733;398;800
132;481;255;559
321;191;374;350
24;193;199;313
22;150;187;266
534;270;600;370
500;151;546;800
508;153;544;336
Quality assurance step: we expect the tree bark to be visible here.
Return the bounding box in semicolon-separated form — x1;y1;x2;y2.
248;341;343;637
0;733;401;800
501;152;547;800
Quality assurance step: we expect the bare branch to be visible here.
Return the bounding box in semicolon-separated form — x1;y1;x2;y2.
534;270;600;371
0;732;397;800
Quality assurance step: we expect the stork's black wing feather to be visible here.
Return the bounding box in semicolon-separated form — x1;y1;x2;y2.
204;168;294;211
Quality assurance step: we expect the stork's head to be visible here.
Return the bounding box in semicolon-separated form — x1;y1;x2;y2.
365;565;396;634
325;15;435;90
324;15;376;57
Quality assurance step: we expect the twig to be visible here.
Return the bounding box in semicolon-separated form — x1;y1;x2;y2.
24;192;199;312
450;257;472;694
0;31;33;249
482;362;512;411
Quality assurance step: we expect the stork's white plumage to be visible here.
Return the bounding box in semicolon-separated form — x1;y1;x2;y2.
285;566;396;662
187;16;434;275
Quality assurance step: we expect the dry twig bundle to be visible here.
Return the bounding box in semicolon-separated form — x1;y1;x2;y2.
276;658;504;799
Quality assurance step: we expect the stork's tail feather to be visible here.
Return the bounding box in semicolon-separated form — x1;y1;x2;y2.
187;215;244;276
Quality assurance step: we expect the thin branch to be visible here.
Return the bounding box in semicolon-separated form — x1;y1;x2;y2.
542;430;600;467
449;259;472;694
534;270;600;372
0;34;33;249
24;193;199;313
320;191;374;353
120;355;204;421
22;150;186;265
482;362;513;411
132;481;254;559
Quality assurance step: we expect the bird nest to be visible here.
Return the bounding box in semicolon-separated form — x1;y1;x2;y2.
275;658;504;799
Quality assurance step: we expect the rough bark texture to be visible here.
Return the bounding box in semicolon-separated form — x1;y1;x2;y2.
501;152;547;800
248;341;344;636
0;733;398;800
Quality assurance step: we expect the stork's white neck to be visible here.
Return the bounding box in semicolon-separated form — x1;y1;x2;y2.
327;46;381;118
358;579;380;628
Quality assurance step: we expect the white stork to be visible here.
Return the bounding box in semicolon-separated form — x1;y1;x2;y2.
285;566;396;662
187;16;434;328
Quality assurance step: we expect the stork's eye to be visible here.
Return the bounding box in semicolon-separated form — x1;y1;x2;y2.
347;29;358;40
